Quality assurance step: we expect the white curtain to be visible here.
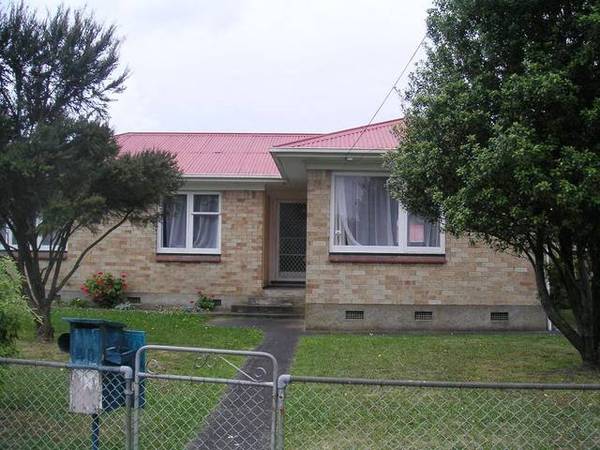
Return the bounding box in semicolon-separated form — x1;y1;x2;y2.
193;216;218;248
334;176;398;246
163;195;187;248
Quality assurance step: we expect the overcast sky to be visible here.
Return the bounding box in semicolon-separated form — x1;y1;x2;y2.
28;0;433;134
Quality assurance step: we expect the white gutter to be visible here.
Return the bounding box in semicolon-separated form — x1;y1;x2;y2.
182;174;284;183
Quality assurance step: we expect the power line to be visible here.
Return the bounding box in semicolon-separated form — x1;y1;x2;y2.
345;34;427;156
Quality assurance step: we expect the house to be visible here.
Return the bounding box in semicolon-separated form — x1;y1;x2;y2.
61;118;547;331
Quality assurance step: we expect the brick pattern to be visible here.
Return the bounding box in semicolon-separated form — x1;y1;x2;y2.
305;170;538;306
62;190;265;303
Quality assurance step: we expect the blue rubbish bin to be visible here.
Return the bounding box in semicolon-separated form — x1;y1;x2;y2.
59;317;145;411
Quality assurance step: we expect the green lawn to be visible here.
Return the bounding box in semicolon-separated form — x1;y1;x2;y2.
284;333;600;449
2;307;263;450
292;333;600;382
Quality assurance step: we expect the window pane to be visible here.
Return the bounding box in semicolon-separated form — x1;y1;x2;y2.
333;176;398;246
407;213;440;247
193;195;219;213
41;233;52;248
162;195;187;248
1;227;17;247
193;215;218;249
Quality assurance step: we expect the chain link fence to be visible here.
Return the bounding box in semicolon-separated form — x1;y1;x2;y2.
0;358;132;450
2;354;600;449
277;376;600;450
132;345;278;450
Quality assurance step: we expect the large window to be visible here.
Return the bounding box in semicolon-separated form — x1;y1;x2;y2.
158;192;221;254
1;225;53;251
331;174;444;254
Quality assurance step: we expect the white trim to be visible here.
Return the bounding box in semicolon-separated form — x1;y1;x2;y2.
329;172;445;255
271;148;388;155
156;191;222;255
182;174;283;181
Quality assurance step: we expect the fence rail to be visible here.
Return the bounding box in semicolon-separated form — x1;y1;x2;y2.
1;355;599;450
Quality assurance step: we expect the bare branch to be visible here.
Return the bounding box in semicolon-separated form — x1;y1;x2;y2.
54;212;132;293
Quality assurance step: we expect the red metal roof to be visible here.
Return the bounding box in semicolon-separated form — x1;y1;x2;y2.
116;118;403;178
116;132;320;178
273;118;403;150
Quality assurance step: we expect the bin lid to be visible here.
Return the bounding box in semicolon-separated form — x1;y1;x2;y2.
62;317;126;330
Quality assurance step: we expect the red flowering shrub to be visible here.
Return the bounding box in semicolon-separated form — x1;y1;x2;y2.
81;272;128;308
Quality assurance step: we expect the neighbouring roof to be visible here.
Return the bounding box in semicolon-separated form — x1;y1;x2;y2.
116;118;403;178
116;132;320;178
273;118;403;150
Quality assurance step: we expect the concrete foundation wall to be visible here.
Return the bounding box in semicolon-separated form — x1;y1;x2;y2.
305;170;544;331
306;303;547;332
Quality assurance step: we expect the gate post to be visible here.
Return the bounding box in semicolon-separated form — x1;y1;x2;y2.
121;367;134;450
276;375;291;450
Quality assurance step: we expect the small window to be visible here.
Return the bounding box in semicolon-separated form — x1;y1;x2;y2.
345;310;364;320
159;192;221;254
491;312;509;322
1;224;53;251
415;311;433;321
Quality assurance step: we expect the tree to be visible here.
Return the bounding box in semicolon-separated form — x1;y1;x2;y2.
0;3;182;341
387;0;600;367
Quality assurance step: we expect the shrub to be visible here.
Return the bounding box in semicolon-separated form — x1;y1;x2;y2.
69;297;89;308
0;258;31;356
81;272;128;308
194;291;217;312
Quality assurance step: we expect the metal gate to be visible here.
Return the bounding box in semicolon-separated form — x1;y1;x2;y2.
132;345;279;450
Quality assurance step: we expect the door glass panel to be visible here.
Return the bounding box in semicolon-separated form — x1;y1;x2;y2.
278;203;306;279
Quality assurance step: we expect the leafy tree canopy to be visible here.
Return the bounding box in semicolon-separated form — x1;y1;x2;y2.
387;0;600;366
0;3;182;340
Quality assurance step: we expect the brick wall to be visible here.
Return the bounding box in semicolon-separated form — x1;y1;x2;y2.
305;170;539;307
61;190;265;305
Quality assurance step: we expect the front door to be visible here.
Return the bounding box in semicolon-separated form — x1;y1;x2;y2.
275;201;307;282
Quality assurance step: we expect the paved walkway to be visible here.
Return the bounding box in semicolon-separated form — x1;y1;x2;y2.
189;318;304;449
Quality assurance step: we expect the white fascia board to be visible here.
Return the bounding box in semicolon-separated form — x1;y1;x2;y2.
270;148;388;156
181;175;285;191
182;174;283;182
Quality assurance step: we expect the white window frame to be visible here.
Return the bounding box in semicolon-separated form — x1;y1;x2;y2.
156;191;222;255
1;224;53;252
329;172;445;255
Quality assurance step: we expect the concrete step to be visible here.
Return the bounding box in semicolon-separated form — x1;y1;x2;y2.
231;303;297;315
203;311;304;319
247;297;304;307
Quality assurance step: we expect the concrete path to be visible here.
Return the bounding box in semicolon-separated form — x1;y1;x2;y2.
188;318;304;449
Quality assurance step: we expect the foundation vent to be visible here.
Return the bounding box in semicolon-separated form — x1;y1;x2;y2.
345;310;364;320
212;299;222;306
126;296;141;304
491;311;509;322
415;311;433;321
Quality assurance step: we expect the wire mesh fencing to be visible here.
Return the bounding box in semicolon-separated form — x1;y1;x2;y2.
0;358;132;450
134;375;275;449
2;353;600;450
277;376;600;450
132;345;278;450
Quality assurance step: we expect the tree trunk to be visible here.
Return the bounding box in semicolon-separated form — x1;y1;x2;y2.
579;333;600;369
35;304;54;342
